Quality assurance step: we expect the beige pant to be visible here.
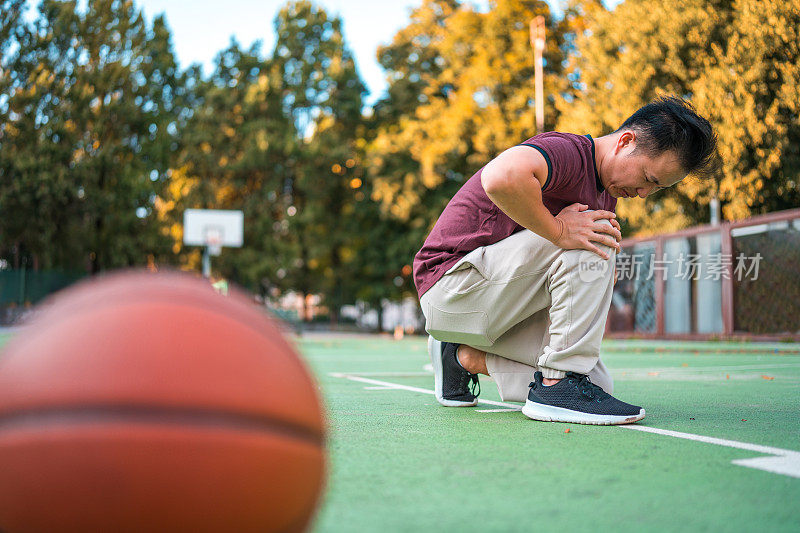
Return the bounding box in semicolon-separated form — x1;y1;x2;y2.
420;219;616;402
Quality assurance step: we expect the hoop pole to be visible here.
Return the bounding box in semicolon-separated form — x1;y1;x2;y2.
202;247;211;278
530;16;546;133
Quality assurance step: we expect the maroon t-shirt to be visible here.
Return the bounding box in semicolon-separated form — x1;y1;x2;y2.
413;132;617;298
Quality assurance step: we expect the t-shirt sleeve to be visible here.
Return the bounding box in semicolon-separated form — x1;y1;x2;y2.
519;136;585;195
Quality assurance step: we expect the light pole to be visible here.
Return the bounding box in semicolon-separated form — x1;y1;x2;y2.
530;16;546;134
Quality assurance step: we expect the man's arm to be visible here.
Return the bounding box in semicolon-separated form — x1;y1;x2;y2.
481;146;622;259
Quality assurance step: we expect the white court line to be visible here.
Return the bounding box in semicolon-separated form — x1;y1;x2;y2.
476;408;522;413
329;373;515;408
330;372;800;479
620;425;800;479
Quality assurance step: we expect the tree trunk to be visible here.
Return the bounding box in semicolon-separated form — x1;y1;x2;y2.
302;292;310;322
375;300;384;333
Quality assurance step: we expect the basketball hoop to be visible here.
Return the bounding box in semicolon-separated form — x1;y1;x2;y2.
205;227;223;256
183;209;243;278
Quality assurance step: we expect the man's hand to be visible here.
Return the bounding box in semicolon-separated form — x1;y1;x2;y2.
554;203;622;260
480;147;624;254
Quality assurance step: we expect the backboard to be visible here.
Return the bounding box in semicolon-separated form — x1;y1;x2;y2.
183;209;244;252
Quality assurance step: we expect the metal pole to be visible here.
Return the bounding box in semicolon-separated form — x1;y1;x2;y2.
720;222;734;336
530;16;546;133
710;195;720;225
202;247;211;278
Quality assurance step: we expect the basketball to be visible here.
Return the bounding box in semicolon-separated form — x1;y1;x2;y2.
0;271;326;532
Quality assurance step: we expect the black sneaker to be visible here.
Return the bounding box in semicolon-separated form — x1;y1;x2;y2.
522;371;645;425
428;336;480;407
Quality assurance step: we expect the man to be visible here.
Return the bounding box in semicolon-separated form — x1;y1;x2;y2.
413;96;717;425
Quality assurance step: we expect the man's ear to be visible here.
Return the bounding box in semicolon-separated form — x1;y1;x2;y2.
616;130;636;154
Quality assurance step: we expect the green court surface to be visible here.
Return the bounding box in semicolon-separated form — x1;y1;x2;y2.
1;332;798;531
300;334;800;533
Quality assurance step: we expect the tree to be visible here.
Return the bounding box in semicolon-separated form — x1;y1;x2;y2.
166;41;296;291
0;0;185;270
0;0;25;64
556;0;800;233
270;0;367;321
555;0;727;233
364;0;565;302
692;0;800;220
370;0;566;218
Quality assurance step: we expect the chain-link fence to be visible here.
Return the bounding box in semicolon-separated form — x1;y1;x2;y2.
608;243;657;333
731;220;800;334
0;270;85;325
607;208;800;340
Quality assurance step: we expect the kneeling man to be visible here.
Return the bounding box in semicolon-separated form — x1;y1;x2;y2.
413;96;717;425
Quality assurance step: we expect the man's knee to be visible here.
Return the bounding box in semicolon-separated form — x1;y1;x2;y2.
592;217;617;255
560;247;615;284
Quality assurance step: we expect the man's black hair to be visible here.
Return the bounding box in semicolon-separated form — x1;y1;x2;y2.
617;96;718;177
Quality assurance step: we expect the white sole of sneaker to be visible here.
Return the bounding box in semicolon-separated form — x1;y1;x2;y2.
521;400;645;425
429;336;478;407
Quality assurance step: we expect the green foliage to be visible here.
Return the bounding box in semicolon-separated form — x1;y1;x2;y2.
0;0;184;270
266;1;368;318
272;0;365;132
166;40;295;291
0;0;26;64
165;1;370;318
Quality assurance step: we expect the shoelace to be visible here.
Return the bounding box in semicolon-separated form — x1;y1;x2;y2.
565;372;609;401
461;371;480;398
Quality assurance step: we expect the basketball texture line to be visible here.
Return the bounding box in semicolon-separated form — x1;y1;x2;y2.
0;405;325;447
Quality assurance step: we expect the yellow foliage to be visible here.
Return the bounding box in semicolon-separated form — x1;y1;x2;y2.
216;184;237;204
340;247;354;262
368;0;562;221
257;131;270;151
616;196;693;237
557;0;800;232
154;166;198;223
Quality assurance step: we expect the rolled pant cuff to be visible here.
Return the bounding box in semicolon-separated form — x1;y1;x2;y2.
540;367;566;379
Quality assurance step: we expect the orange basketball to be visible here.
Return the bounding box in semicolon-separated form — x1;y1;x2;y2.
0;271;326;532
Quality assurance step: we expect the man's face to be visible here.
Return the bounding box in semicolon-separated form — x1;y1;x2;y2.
602;131;686;199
